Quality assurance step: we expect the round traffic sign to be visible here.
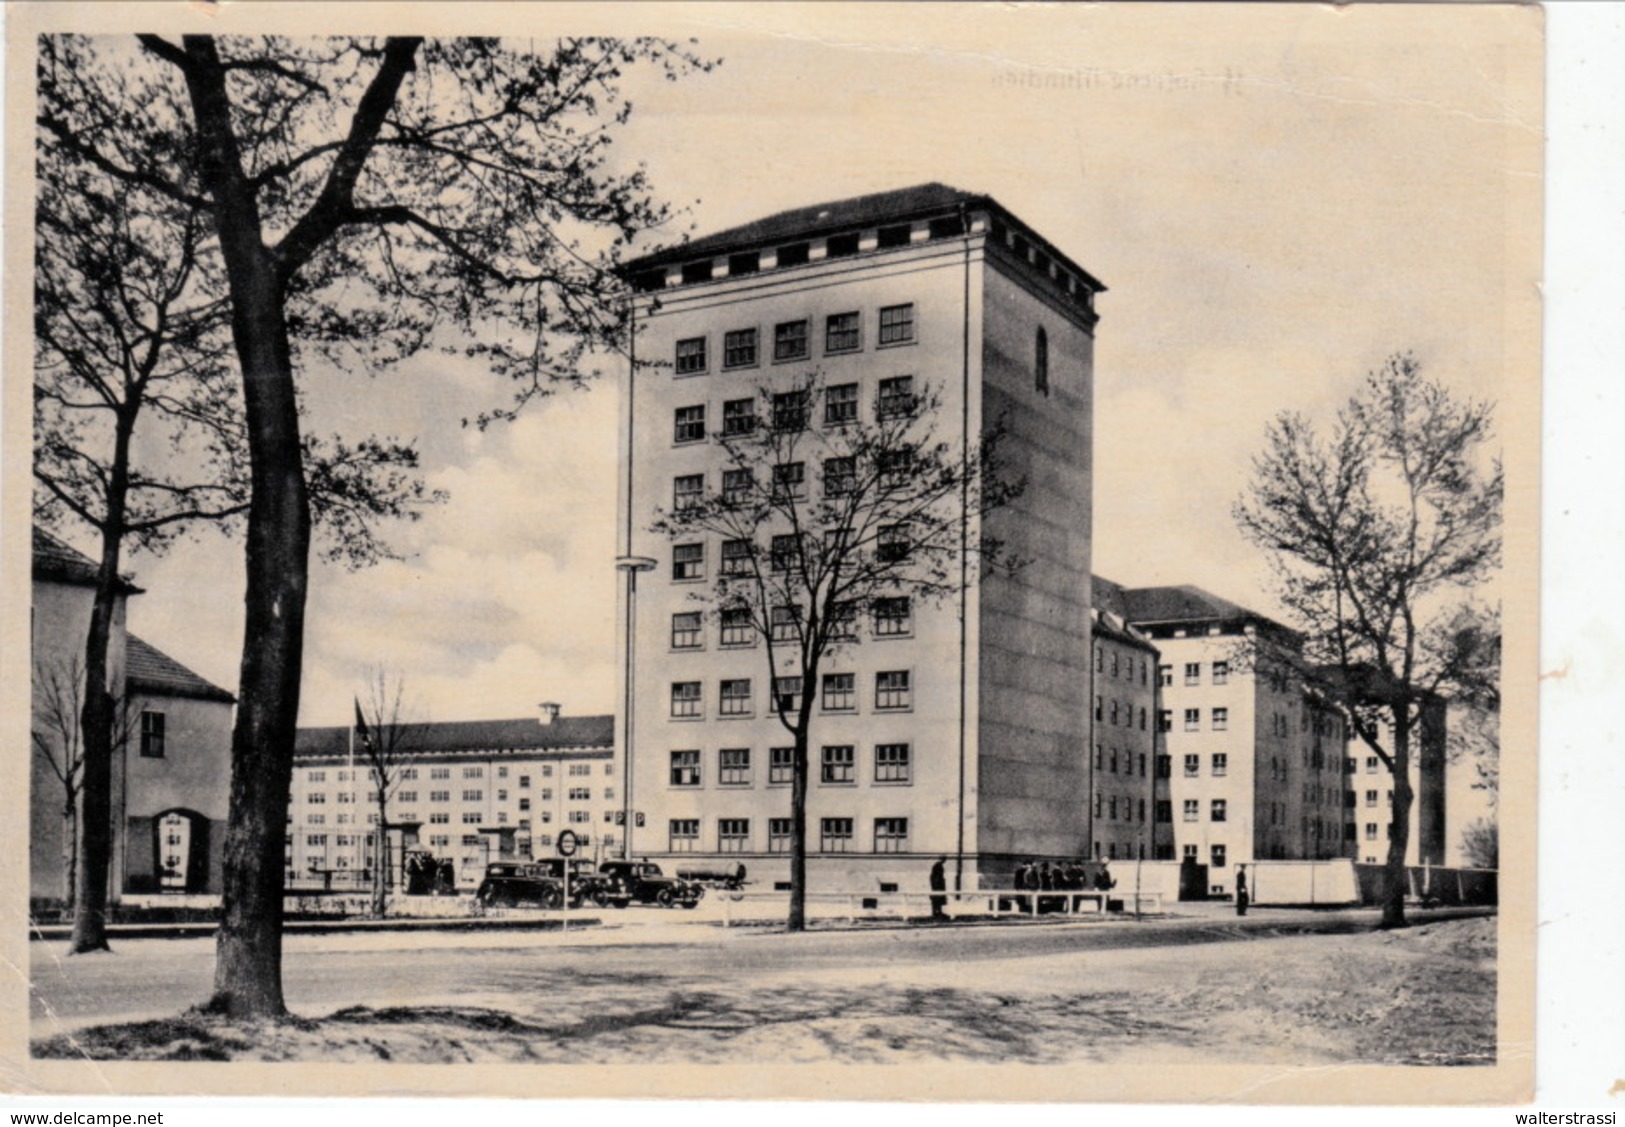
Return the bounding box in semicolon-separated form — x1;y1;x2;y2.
557;829;579;857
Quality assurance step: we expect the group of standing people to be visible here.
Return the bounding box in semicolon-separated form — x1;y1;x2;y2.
1006;859;1116;913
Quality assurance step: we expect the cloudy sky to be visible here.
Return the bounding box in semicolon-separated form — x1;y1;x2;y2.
76;5;1538;726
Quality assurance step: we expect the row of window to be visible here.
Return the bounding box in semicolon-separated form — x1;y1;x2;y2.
1181;799;1229;823
668;816;912;855
672;447;921;514
673;376;918;445
1093;746;1148;777
670;672;913;719
1156;661;1231;688
675;305;915;376
1092;793;1148;823
1155;707;1229;732
1094;697;1148;730
671;598;913;650
1180;753;1229;777
673;525;911;582
1094;648;1150;685
670;743;913;788
303;762;610;786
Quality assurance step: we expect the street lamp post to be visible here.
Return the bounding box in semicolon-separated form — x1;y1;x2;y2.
616;555;658;859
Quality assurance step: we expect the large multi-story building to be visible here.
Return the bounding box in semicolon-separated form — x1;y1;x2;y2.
288;706;616;890
615;184;1105;888
1344;695;1448;867
1088;605;1167;863
1096;580;1350;895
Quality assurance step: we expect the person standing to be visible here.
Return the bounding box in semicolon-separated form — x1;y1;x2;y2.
928;856;948;920
1236;865;1250;916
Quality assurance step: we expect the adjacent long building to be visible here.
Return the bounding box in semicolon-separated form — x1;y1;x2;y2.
615;184;1105;889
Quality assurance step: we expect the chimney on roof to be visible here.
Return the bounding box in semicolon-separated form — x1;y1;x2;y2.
538;701;561;726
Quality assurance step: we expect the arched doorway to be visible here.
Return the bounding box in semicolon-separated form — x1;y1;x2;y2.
153;809;211;893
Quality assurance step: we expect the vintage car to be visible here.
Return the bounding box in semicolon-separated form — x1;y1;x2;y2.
529;857;616;907
596;860;704;908
674;861;748;891
474;861;566;909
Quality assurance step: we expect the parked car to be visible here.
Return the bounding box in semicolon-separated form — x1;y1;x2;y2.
675;861;748;891
474;862;565;909
597;860;704;908
530;857;615;907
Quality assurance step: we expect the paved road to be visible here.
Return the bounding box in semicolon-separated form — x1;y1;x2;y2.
29;905;1488;1036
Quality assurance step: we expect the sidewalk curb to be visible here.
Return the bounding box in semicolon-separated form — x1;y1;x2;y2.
29;915;606;942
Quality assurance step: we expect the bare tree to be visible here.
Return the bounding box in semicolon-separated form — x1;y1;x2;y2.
1459;818;1498;870
653;374;1022;931
40;33;712;1015
1236;353;1501;928
354;669;428;918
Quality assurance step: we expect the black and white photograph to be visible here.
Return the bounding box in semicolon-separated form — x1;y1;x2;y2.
5;1;1544;1105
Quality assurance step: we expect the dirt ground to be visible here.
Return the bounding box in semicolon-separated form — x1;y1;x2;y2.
34;915;1495;1066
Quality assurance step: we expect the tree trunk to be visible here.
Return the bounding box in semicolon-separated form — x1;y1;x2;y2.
1380;707;1413;929
371;802;389;919
61;804;78;914
68;411;135;954
788;730;808;932
182;39;311;1019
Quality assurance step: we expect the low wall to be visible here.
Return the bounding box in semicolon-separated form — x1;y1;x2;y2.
1353;863;1498;907
1246;861;1361;906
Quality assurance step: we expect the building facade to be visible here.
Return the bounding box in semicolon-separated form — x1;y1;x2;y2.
616;184;1104;888
1097;580;1351;895
289;707;616;890
1088;606;1167;863
1345;696;1449;867
29;527;234;905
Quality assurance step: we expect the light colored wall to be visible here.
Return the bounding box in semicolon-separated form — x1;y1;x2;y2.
973;245;1096;863
622;236;976;877
28;576;128;903
116;691;233;894
1087;632;1159;862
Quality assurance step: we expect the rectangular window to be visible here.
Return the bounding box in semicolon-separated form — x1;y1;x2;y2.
769;817;793;853
876;524;909;563
772;461;807;501
1155;800;1172;823
721;535;750;574
878;446;914;488
1156;755;1172;779
718;818;751;853
431;767;451;780
1184;708;1201;732
1183;800;1199;823
825;383;859;425
822;673;856;712
770;604;801;643
670;818;699;852
674;404;706;443
139;711;166;758
675;337;707;375
723;328;758;369
769;746;794;786
670;682;702;719
821;745;855;784
1366;756;1380;774
1212;707;1229;731
1156;709;1172;733
878;303;915;345
825;311;861;353
772;390;810;431
671;611;702;650
462;789;483;802
722;468;754;504
1212;660;1230;685
719;748;751;787
673;542;704;581
820;817;854;853
1184;662;1201;686
1158;664;1173;687
673;473;704;511
1212;799;1228;822
1212;753;1228;777
876;375;915;419
1365;822;1379;841
722;397;757;436
770;533;801;573
719;605;753;647
874;817;909;853
728;251;760;276
774;319;809;361
307;770;326;783
823;456;856;498
873;596;912;636
875;743;911;784
462;812;483;825
1210;844;1227;868
1184;754;1200;777
669;750;700;787
1365;789;1379;807
875;670;912;711
773;676;803;715
463;766;484;779
719;678;752;716
828;600;858;641
567;787;590;801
